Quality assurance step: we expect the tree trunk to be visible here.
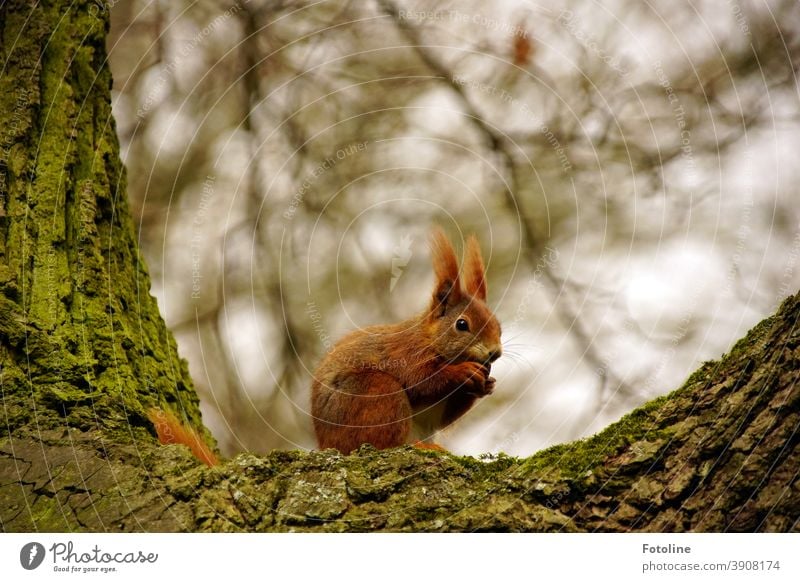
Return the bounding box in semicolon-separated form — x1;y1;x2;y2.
0;2;212;445
1;3;797;533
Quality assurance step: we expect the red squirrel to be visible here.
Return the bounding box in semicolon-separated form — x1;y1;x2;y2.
149;230;500;463
311;228;502;454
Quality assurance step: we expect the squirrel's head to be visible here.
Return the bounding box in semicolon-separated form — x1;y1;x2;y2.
425;228;502;366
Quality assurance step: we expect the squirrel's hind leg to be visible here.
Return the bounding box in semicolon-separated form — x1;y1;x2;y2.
312;371;411;454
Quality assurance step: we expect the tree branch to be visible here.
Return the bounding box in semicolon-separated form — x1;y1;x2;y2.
4;291;798;532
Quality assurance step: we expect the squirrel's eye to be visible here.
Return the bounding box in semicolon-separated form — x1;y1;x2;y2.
455;318;469;332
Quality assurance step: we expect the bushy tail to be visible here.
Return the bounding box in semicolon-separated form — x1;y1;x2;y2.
147;408;219;467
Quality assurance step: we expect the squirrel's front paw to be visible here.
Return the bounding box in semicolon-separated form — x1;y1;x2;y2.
467;374;495;398
453;361;492;397
481;375;496;396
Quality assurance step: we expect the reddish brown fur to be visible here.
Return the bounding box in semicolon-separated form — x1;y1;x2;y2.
311;229;502;454
148;408;219;467
463;235;487;301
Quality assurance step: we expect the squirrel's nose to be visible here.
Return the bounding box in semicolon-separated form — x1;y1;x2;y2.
486;349;502;363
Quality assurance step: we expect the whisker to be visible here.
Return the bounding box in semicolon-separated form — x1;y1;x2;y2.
505;346;536;357
502;341;539;350
501;358;537;373
500;329;530;343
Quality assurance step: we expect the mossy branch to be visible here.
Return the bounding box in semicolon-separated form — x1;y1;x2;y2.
3;292;798;532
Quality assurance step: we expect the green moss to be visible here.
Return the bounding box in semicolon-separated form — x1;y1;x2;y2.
724;311;776;360
682;360;718;388
516;295;791;485
0;1;214;450
521;394;672;482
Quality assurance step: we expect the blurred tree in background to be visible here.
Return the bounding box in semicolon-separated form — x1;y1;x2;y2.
106;0;800;456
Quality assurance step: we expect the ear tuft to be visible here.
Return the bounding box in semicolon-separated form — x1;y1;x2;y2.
429;227;462;316
463;235;487;301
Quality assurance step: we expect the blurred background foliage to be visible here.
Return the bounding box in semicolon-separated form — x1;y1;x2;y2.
107;0;800;456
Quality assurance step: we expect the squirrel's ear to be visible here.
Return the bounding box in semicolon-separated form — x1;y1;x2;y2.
429;228;463;317
463;235;487;301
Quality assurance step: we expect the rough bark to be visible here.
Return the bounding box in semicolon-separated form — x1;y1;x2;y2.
1;290;798;532
1;2;798;533
0;1;212;447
